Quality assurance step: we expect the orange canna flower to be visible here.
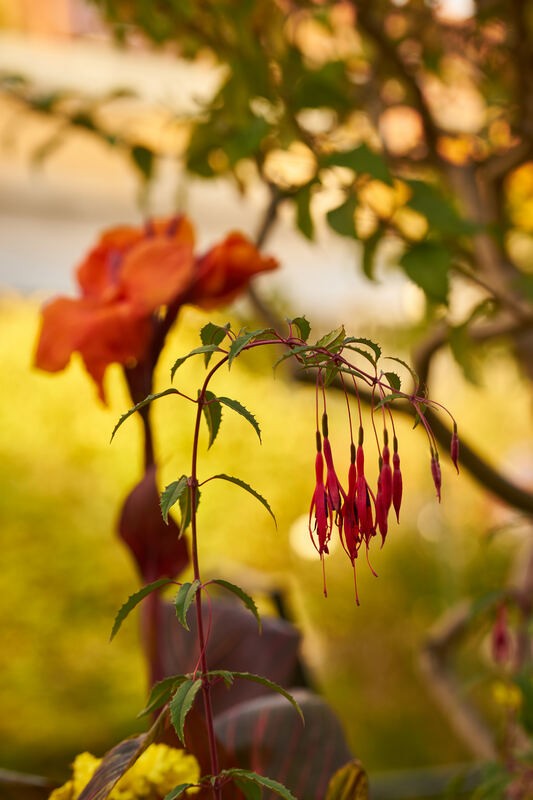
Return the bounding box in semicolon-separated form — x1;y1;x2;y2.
188;232;279;309
35;218;278;401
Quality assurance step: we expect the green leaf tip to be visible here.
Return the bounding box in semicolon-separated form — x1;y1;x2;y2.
169;678;203;745
111;578;172;640
210;473;276;526
174;580;202;631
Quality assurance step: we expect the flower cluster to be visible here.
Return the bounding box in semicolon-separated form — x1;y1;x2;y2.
49;745;200;800
308;367;457;602
35;216;277;402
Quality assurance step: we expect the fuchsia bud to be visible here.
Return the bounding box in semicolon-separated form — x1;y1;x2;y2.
492;603;512;665
380;437;393;513
375;475;388;546
392;437;403;523
355;429;368;533
430;450;442;502
451;424;459;475
341;444;360;563
322;413;344;514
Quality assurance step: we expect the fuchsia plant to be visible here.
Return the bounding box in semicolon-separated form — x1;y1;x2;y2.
102;315;458;799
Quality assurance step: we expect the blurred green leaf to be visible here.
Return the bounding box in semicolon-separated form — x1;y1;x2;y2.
399;241;451;304
327;195;357;238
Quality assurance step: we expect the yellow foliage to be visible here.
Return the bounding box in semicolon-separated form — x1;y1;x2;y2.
506;162;533;232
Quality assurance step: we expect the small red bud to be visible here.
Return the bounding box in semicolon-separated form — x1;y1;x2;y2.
492;604;512;665
430;451;442;502
392;450;402;523
451;425;459;475
380;444;392;512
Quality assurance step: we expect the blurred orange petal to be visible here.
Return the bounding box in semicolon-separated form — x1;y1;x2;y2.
120;238;195;313
77;226;143;299
190;232;278;309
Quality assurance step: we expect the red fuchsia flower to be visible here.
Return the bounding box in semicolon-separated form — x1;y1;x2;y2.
321;413;344;516
375;473;388;546
380;434;393;513
392;437;403;523
340;444;362;604
309;432;331;559
451;423;460;474
430;449;442;502
35;218;278;402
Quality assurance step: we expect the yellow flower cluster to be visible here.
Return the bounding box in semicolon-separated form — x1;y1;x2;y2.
49;744;200;800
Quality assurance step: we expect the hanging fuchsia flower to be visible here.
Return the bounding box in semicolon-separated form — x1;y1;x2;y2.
309;432;331;558
321;414;344;515
375;474;388;546
340;445;361;604
380;436;393;513
392;439;403;523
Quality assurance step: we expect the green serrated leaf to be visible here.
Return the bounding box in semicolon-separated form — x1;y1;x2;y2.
399;241;451;305
289;316;311;342
295;184;315;240
178;484;200;531
218;396;261;443
314;325;346;352
384;371;401;391
174;580;201;631
220;769;297;800
326;195;357;238
361;231;381;281
385;356;419;390
111;389;180;441
324;362;341;387
209;474;276;526
171;345;224;380
343;336;381;364
111;578;172;640
342;345;378;369
169;678;203;745
227;329;271;367
160;476;188;524
234;777;262;800
138;675;188;717
202;390;223;448
210;579;261;632
373;392;406;411
214;672;303;722
163;784;197;800
272;344;314;371
200;322;231;366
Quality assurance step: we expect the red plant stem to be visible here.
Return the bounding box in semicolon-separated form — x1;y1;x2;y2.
190;384;222;800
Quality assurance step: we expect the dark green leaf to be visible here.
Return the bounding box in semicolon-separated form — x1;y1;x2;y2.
111;389;180;441
163;785;198;800
314;325;345;352
234;777;262;800
210;579;261;632
169;678;203;744
289;316;311;342
227;329;271;367
272;344;315;371
361;231;381;280
342;346;378;369
171;345;224;379
111;578;172;640
295;184;314;240
218;396;261;443
399;241;452;305
209;671;303;722
160;476;188;524
343;337;381;363
174;580;201;631
407;179;474;235
200;322;231;365
209;474;276;526
202;390;223;448
220;769;297;800
384;372;401;391
137;675;187;717
323;143;392;183
131;145;154;182
178;483;200;531
448;324;480;385
326;195;357;238
385;356;419;390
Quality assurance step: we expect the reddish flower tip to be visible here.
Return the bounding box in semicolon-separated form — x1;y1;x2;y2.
392;448;403;523
492;603;512;665
451;426;460;475
430;451;442;502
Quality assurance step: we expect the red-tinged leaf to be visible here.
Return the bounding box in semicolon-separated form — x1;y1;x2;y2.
118;467;189;581
77;737;147;800
157;599;301;717
214;689;354;800
325;760;368;799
